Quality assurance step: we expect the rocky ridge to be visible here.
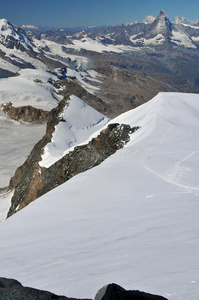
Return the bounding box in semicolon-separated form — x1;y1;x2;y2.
7;95;139;217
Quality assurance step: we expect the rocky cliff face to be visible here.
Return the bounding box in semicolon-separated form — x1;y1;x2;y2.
7;95;139;217
1;102;50;124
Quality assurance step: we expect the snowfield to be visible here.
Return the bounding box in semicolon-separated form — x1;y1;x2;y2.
0;68;62;110
0;93;199;300
0;68;62;187
64;37;134;53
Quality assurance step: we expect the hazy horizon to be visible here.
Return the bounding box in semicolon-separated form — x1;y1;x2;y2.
1;0;199;28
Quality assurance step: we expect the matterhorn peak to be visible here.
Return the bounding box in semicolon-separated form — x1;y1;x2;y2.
147;9;172;37
159;10;168;17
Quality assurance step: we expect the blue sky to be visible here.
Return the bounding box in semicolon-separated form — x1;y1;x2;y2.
1;0;199;28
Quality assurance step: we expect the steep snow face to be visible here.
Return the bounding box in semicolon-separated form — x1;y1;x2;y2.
40;95;110;167
0;19;19;39
0;19;49;70
0;18;32;50
0;93;199;299
171;29;197;49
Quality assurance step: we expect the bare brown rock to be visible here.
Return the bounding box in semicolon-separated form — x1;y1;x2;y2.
2;102;50;124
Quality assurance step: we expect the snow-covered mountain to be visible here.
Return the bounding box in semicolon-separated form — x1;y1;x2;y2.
0;92;199;300
126;10;197;48
0;18;34;51
49;10;197;49
0;18;70;73
173;15;199;26
141;15;156;24
1;14;199;114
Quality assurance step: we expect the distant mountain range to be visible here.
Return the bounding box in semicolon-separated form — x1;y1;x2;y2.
1;10;199;117
18;10;199;50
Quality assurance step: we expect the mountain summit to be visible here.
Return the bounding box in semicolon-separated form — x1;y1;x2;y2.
0;18;33;51
148;10;172;37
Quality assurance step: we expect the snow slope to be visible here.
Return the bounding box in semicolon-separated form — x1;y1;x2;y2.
40;94;110;168
0;93;199;300
65;68;103;95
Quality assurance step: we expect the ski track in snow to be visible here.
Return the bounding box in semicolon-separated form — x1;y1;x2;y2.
141;97;199;194
163;151;199;185
143;151;199;194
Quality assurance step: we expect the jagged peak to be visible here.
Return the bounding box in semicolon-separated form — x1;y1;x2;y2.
0;17;35;51
148;10;171;37
159;10;168;18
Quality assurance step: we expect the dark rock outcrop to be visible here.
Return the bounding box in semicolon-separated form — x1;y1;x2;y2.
0;279;168;300
7;95;139;217
1;102;50;124
0;277;91;300
94;284;168;300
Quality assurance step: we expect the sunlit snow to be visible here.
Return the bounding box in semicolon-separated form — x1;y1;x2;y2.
171;30;197;49
64;38;135;53
40;95;110;168
0;93;199;300
0;68;61;110
65;68;103;95
130;34;165;46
